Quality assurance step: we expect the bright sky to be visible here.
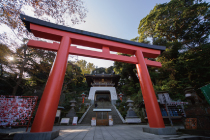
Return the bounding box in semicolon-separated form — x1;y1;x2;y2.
72;0;210;68
72;0;172;68
2;0;209;68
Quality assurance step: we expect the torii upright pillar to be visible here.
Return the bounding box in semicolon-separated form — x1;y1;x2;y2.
30;36;71;132
136;50;164;128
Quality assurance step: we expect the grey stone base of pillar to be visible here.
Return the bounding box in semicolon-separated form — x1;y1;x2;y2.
13;130;59;140
143;127;176;135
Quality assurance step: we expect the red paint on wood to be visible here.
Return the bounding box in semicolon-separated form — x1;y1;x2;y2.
136;50;165;128
30;24;161;58
30;36;71;132
102;46;110;54
27;40;162;67
28;40;59;51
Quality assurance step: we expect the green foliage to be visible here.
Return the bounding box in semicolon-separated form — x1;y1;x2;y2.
92;67;106;74
0;0;87;47
138;0;210;46
27;61;52;87
130;91;146;122
0;43;89;104
75;60;96;74
116;101;128;118
0;44;14;76
62;62;88;94
106;66;114;74
114;54;140;96
134;0;210;101
116;99;122;103
91;66;114;74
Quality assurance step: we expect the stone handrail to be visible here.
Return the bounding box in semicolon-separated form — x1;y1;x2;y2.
78;104;92;124
112;104;126;123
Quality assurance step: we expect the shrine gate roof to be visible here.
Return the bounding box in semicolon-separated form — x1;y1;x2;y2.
20;14;165;52
85;74;120;87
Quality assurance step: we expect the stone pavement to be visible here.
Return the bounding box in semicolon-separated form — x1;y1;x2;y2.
54;125;169;140
0;125;209;140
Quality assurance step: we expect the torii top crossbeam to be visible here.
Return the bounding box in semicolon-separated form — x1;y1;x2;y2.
21;14;165;67
20;14;166;133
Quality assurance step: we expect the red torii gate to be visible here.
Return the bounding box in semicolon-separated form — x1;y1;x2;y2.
21;14;166;132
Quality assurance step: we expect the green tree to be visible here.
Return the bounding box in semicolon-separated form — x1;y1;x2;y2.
0;0;87;95
92;67;106;74
75;60;95;74
0;44;14;77
91;66;114;74
62;62;87;93
113;53;140;96
10;38;56;96
138;0;210;48
59;62;89;108
137;0;210;100
0;44;16;95
106;66;114;74
0;0;87;46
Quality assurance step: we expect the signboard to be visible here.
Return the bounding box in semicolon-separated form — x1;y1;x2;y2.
60;118;70;125
158;93;172;104
91;120;96;126
125;118;141;123
168;101;188;105
72;117;78;125
109;118;113;126
56;110;61;117
201;84;210;105
0;95;38;127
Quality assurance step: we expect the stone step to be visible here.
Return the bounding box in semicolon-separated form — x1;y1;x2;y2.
80;101;123;124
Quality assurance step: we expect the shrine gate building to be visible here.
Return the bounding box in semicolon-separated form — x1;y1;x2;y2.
85;74;120;105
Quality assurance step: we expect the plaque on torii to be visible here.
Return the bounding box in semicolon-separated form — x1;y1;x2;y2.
20;14;166;132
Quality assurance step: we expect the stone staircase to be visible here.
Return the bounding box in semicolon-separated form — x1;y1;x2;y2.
80;101;123;125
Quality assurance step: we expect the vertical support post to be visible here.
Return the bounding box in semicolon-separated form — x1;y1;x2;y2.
164;104;173;126
102;46;110;54
30;36;71;132
135;50;165;128
82;97;85;103
181;104;186;117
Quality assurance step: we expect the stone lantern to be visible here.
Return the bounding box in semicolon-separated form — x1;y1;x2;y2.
66;99;77;119
125;98;141;123
81;93;86;104
126;98;134;110
184;87;199;105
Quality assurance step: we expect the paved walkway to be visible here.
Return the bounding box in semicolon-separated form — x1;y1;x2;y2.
0;125;207;140
54;125;173;140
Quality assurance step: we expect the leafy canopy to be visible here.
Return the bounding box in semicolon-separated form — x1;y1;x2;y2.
138;0;210;48
0;0;87;46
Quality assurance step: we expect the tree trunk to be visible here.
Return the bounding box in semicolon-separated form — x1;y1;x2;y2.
0;63;2;77
12;45;28;96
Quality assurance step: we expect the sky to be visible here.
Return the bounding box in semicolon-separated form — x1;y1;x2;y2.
1;0;210;68
72;0;172;68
